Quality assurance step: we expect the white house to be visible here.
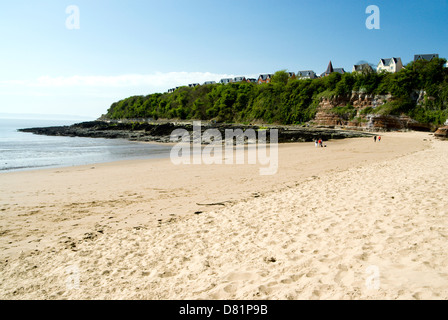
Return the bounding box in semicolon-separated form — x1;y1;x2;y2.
233;76;246;82
377;57;403;73
219;78;233;84
297;70;317;79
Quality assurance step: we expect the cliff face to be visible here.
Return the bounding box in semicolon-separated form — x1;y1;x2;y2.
313;91;431;131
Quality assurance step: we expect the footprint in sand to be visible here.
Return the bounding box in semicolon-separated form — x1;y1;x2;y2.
223;283;238;294
280;277;293;284
258;285;274;295
226;272;258;282
307;234;318;240
334;264;349;284
159;271;175;278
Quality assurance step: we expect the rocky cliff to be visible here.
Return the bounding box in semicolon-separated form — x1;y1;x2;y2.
312;91;432;131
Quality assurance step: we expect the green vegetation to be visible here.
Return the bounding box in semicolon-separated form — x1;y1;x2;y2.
105;58;448;126
270;70;290;85
330;103;357;121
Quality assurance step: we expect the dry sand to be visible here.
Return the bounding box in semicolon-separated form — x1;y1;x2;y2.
1;131;447;299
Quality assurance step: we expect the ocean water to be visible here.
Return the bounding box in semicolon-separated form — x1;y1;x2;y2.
0;119;173;172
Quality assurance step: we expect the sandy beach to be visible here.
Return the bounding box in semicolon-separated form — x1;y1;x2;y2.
1;130;447;300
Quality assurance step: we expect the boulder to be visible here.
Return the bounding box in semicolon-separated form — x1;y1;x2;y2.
434;126;448;139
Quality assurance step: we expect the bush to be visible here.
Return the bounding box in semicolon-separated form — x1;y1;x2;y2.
359;106;374;115
330;104;357;120
373;98;414;116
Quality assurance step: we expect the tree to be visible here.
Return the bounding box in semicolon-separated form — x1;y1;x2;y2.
271;70;289;85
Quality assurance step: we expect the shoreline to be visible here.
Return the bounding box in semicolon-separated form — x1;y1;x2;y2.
0;143;174;174
0;130;441;299
1;126;367;175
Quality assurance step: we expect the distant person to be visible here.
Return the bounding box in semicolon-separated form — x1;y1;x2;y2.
378;136;381;142
374;136;377;142
315;139;318;148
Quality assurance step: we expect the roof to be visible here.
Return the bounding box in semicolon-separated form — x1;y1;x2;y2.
379;57;401;66
333;68;345;74
297;70;316;77
321;62;345;76
414;54;439;61
258;74;274;80
325;61;334;75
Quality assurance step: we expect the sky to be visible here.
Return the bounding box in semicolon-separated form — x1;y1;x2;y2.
0;0;447;119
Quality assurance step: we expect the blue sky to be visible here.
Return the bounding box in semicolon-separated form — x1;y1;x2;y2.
0;0;447;118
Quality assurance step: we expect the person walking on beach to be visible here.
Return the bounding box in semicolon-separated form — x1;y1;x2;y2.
378;136;381;142
315;139;318;148
374;136;377;142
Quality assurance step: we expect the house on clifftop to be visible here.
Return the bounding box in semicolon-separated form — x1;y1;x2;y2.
233;76;247;82
219;78;233;84
414;54;439;62
352;63;374;74
258;74;274;84
377;57;403;73
321;61;345;77
297;70;317;79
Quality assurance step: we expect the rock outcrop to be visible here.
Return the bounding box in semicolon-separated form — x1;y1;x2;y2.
313;91;431;131
19;121;373;144
434;126;448;139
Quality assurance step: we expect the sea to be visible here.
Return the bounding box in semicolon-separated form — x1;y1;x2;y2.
0;118;173;173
